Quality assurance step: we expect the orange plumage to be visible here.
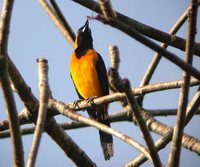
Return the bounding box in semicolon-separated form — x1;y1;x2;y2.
70;20;113;160
70;49;102;98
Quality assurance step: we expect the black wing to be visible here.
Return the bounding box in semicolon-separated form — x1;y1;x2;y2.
96;54;109;96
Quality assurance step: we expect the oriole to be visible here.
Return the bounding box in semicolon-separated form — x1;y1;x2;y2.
70;20;113;160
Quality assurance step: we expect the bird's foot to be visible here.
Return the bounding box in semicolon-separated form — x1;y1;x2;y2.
73;99;84;109
86;96;97;107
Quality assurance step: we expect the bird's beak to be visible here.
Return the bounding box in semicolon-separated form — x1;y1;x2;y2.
82;19;89;32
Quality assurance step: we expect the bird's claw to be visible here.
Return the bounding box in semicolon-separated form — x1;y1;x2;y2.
73;99;83;109
86;96;97;107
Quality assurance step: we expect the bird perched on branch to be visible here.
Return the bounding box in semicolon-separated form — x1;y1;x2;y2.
70;19;113;160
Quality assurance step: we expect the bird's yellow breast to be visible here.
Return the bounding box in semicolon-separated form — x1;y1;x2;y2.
70;49;102;99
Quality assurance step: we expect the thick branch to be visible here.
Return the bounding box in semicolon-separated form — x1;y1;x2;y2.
122;79;162;167
1;97;200;158
45;117;97;167
108;45;161;166
97;17;200;80
72;0;200;56
0;62;25;167
126;86;200;166
98;0;116;20
0;0;24;166
48;98;153;162
169;1;198;166
0;78;198;132
27;59;49;167
7;54;94;165
0;78;199;133
66;78;199;112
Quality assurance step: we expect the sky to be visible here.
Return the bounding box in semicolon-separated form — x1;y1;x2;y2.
0;0;200;167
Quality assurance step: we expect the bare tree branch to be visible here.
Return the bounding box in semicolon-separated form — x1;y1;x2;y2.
0;0;24;166
98;0;116;21
6;42;94;166
1;108;200;138
1;93;200;159
39;0;75;48
146;108;200;116
108;45;128;108
0;78;198;133
138;5;190;106
0;62;25;167
125;85;200;167
45;117;97;167
2;106;200;159
169;1;198;166
27;59;49;167
122;79;163;167
8;55;96;166
0;110;128;138
66;78;199;112
108;45;162;166
49;0;76;41
95;16;200;80
48;98;153;162
71;0;200;56
0;1;199;166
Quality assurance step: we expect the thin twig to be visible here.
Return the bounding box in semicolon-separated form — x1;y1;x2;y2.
138;6;189;106
71;0;200;56
1;108;200;138
169;1;198;166
39;0;75;47
146;108;200;116
49;0;76;41
0;0;24;166
0;110;128;138
48;98;153;162
140;6;189;87
27;59;49;167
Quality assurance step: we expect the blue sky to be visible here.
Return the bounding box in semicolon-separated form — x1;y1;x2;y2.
0;1;200;166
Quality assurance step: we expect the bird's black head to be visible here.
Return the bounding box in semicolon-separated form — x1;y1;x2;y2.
75;20;93;57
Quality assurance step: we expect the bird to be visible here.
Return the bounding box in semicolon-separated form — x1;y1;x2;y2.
70;19;113;160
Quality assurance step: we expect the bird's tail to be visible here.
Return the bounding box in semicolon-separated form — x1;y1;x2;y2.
87;105;113;160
